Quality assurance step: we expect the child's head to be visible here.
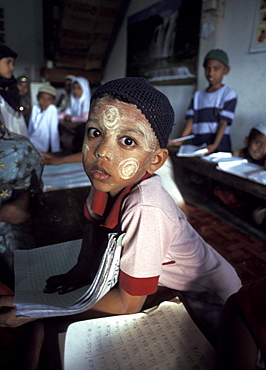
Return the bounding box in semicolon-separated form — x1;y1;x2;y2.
37;85;56;111
72;77;89;99
245;122;266;162
17;76;30;96
0;45;17;79
64;74;76;94
203;49;230;89
82;77;174;196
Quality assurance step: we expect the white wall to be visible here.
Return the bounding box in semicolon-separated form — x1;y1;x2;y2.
105;0;266;149
1;0;43;78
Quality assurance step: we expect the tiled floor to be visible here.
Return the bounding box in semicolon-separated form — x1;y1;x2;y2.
187;203;266;285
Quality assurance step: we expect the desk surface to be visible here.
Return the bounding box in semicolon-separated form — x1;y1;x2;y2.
170;151;266;201
31;186;90;247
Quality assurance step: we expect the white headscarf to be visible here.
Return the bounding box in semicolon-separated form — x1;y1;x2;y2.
68;77;91;116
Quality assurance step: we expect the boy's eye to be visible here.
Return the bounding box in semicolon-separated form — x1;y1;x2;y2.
120;136;136;147
87;127;101;138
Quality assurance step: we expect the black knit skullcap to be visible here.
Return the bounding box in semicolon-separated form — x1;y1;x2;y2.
0;45;18;60
92;77;174;148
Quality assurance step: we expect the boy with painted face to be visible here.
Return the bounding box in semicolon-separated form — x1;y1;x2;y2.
44;78;240;332
0;78;241;344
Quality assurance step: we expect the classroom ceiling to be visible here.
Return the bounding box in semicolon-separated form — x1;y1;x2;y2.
43;0;130;86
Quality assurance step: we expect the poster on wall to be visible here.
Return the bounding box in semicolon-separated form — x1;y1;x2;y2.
126;0;202;85
250;0;266;52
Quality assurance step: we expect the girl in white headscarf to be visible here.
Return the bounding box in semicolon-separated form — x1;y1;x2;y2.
58;77;91;152
58;76;91;124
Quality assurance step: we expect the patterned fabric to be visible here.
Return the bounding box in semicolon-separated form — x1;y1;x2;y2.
0;122;43;205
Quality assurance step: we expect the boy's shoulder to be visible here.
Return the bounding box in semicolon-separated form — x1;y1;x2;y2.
194;84;237;99
124;175;178;214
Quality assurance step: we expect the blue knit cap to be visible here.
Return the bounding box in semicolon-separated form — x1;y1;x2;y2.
91;77;175;148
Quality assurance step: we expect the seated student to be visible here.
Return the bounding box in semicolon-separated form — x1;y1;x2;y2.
169;49;237;154
28;85;60;153
16;75;32;127
216;276;266;369
56;74;76;113
0;45;28;137
58;76;91;153
0;121;43;289
58;76;91;124
0;78;241;367
214;122;266;212
233;121;266;166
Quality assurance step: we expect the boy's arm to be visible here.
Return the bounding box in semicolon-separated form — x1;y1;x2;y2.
91;285;147;315
205;119;228;154
168;118;193;147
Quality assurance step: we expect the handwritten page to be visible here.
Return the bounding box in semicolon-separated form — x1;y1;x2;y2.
63;298;216;370
42;162;91;192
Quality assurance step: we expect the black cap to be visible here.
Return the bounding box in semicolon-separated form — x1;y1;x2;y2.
92;77;174;148
0;45;18;60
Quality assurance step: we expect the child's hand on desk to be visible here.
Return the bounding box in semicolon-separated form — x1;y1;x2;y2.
43;263;92;294
205;144;217;155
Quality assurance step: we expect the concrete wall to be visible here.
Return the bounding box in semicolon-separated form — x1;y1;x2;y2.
1;0;43;78
104;0;266;149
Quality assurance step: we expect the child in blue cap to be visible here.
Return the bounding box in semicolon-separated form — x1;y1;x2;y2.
169;49;238;154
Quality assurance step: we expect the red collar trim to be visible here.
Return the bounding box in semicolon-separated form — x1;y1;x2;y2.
86;173;151;229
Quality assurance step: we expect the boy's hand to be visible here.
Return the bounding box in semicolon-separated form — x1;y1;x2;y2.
205;144;217;155
43;264;92;294
167;138;183;147
40;152;62;166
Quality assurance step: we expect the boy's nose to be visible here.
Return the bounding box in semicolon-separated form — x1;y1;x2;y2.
95;139;113;160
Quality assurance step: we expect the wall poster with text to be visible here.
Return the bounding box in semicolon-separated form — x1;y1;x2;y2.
126;0;202;85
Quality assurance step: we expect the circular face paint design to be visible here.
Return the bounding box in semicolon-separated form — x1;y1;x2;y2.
101;105;120;129
118;158;139;179
83;97;161;196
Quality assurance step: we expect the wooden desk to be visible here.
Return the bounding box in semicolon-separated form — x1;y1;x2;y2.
169;151;266;201
31;186;90;247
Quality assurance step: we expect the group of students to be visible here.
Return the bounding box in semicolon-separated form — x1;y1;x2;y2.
0;44;91;157
0;42;265;370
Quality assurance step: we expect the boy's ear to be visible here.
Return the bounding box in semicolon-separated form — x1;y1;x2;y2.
147;148;168;173
244;136;249;146
224;66;230;75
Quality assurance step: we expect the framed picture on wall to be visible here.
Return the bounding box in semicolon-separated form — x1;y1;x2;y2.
250;0;266;52
126;0;202;85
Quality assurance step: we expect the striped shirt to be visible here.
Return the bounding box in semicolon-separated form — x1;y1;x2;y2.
186;85;237;137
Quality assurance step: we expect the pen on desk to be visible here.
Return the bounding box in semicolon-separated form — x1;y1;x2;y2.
171;135;195;143
248;168;265;175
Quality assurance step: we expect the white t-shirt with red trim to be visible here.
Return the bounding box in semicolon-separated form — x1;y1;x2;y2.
85;175;241;302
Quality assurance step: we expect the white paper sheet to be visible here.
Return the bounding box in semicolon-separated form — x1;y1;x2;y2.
42;162;91;191
176;144;208;157
63;298;216;370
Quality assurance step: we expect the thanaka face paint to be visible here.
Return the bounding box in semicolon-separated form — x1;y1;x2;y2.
82;97;160;196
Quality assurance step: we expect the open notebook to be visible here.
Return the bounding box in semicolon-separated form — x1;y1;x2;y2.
202;153;266;185
60;298;216;370
14;234;124;317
